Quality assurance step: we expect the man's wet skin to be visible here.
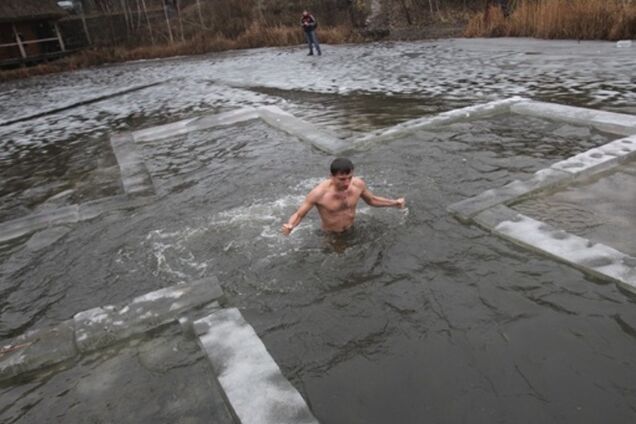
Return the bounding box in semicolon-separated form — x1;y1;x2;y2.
282;158;405;237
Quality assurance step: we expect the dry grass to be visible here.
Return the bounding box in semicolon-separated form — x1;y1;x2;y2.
0;24;358;81
465;0;636;40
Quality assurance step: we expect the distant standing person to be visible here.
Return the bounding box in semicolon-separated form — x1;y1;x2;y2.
301;10;321;56
282;158;405;235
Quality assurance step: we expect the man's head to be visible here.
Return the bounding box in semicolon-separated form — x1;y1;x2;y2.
330;158;354;191
303;10;309;17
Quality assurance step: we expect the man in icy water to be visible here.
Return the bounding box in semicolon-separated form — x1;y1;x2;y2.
282;158;406;236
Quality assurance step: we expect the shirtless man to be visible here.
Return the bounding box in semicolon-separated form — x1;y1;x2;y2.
282;158;405;235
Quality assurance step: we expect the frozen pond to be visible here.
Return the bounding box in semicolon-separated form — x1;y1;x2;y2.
514;158;636;257
1;38;636;423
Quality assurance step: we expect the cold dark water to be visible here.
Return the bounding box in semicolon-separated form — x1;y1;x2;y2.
1;38;635;423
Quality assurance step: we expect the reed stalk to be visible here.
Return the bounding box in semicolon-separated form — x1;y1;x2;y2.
465;0;636;40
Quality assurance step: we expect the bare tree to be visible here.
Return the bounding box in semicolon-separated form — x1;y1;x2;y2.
196;0;205;28
120;0;130;33
176;0;185;42
399;0;413;25
163;0;175;43
141;0;155;44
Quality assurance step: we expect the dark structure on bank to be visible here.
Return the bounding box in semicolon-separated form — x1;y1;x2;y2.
0;0;69;67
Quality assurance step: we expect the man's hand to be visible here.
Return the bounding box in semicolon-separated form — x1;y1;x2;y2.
395;198;406;208
281;223;294;236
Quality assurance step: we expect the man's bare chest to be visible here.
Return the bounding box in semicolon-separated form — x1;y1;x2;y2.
318;190;360;212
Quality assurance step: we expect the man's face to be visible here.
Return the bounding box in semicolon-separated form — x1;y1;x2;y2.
303;11;308;17
332;171;353;191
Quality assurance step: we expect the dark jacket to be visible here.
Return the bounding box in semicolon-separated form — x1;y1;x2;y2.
300;14;317;32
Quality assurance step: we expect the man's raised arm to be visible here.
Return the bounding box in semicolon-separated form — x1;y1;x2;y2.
360;179;405;208
282;192;317;236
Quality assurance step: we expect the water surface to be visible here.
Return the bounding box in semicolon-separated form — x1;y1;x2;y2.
1;38;635;424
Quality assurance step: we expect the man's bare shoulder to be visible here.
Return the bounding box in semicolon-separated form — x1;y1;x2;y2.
352;177;367;189
307;179;331;200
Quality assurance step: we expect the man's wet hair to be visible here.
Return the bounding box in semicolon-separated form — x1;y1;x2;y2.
330;158;354;175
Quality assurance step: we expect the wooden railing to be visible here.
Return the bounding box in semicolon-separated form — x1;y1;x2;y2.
1;23;65;60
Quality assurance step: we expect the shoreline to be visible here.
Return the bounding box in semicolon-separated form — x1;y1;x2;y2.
0;22;632;83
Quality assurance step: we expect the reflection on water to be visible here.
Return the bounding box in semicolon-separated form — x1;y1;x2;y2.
320;226;364;255
0;134;122;221
514;158;636;257
246;86;455;135
1;39;636;424
0;324;234;423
